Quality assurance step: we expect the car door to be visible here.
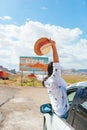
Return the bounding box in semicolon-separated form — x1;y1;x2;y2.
67;87;87;130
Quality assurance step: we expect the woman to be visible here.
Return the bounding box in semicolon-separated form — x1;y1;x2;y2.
42;39;69;118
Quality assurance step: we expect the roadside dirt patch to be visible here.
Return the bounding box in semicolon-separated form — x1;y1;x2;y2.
0;86;49;130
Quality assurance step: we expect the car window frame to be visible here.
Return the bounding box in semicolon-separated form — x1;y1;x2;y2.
67;88;77;105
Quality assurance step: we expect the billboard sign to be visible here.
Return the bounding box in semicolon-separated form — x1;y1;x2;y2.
19;56;49;71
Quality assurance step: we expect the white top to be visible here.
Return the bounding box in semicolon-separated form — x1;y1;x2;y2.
44;62;69;116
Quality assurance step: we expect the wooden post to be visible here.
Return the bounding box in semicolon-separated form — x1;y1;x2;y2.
32;69;34;87
21;71;23;86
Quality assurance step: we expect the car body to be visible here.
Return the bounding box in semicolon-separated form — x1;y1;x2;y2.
40;81;87;130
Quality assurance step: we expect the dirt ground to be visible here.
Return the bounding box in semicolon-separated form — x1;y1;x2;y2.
0;86;50;130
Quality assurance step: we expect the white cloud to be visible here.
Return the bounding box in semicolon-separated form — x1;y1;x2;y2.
0;16;12;20
0;20;87;70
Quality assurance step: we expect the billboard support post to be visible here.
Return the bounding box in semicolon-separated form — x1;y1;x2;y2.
32;69;34;87
21;71;23;86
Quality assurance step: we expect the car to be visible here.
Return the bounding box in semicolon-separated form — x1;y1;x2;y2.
40;81;87;130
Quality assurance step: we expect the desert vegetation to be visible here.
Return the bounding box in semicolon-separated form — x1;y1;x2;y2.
62;74;87;85
0;73;87;87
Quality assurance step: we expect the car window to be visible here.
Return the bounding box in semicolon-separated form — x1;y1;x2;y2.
79;101;87;113
68;91;76;104
81;101;87;109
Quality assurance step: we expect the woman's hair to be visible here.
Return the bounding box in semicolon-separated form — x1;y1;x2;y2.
47;61;53;77
42;61;53;87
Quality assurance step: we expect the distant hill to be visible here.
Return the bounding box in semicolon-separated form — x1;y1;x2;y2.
0;65;87;75
0;65;16;74
62;68;87;75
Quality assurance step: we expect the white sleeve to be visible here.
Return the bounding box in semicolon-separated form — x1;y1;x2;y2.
52;62;61;78
44;62;62;88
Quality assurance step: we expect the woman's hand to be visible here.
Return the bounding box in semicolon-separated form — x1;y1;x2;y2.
48;39;56;48
49;38;55;44
48;38;59;62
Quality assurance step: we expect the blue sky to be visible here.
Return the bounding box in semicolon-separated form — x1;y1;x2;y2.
1;0;87;29
0;0;87;70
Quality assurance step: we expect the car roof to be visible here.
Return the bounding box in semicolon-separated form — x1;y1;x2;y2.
67;81;87;90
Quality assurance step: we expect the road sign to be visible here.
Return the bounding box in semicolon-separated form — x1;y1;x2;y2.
19;56;48;71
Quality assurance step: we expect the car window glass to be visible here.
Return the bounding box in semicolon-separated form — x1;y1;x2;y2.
68;91;76;102
80;101;87;109
78;101;87;115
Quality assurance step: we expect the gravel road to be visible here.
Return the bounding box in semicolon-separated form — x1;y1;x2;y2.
0;86;49;130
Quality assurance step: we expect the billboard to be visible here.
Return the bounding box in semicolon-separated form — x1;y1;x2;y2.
19;56;49;71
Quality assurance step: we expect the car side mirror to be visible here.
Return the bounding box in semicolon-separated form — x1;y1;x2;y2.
40;103;52;114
